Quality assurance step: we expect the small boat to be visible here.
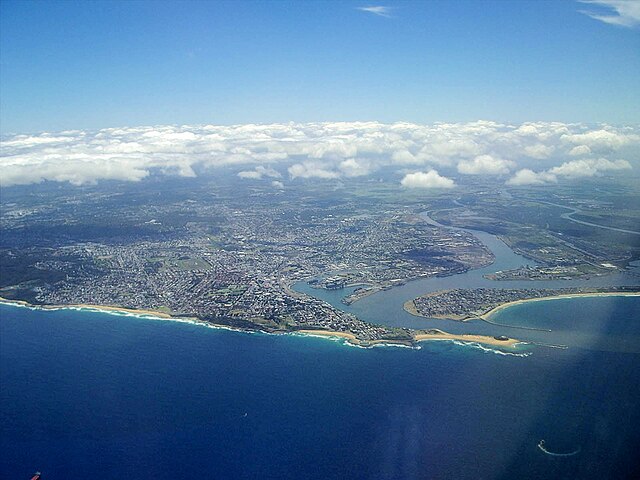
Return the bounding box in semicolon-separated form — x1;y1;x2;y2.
31;473;41;480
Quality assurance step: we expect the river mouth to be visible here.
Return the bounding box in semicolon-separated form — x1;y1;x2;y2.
293;213;640;350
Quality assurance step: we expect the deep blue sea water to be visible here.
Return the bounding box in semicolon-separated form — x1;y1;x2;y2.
2;298;640;480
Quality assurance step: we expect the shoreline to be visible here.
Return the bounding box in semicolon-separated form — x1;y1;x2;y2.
0;297;247;333
341;285;382;305
480;292;640;320
414;330;520;349
0;297;522;351
296;329;358;341
403;291;640;322
52;303;175;319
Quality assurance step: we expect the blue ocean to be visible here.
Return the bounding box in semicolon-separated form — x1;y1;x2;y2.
1;297;640;479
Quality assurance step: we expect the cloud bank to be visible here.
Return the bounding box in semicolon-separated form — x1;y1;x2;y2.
507;158;632;185
1;121;637;188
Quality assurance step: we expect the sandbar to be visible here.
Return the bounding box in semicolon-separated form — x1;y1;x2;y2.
414;329;520;348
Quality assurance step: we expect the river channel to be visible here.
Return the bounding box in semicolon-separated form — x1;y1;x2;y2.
293;214;640;349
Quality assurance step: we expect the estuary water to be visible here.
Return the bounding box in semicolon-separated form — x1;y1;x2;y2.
294;215;640;349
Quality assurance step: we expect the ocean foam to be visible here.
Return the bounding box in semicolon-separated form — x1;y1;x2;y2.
0;301;524;354
449;340;532;357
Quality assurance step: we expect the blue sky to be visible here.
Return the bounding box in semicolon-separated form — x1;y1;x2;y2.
1;0;639;133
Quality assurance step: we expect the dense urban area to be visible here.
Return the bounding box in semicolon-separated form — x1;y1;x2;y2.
2;176;639;344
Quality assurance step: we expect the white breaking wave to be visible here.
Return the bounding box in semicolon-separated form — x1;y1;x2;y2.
449;340;532;357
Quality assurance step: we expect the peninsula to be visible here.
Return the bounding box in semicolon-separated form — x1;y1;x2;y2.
405;287;640;321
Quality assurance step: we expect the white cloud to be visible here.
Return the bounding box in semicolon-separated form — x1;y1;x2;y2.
339;158;372;177
561;128;638;150
568;145;592;156
579;1;640;28
238;170;262;179
2;159;150;186
422;138;481;161
288;162;340;180
457;154;515;175
391;150;418;165
524;144;555;159
272;180;285;189
238;165;281;180
400;170;456;189
357;6;392;17
507;157;632;186
549;158;632;177
506;169;557;186
1;121;638;187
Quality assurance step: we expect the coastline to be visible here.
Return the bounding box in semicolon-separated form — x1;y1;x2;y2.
414;330;520;349
0;297;522;351
480;292;640;320
296;329;358;341
0;297;241;333
49;303;175;319
403;291;640;322
0;297;374;344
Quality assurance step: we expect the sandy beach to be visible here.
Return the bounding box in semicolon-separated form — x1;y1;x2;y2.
50;303;175;319
1;297;521;349
414;330;520;348
0;298;367;343
0;297;215;327
403;299;420;316
480;292;640;320
298;326;522;350
296;329;359;341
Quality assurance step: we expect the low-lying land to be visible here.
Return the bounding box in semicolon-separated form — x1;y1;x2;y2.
405;286;640;321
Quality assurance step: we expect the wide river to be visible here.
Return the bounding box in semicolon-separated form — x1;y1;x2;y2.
294;214;640;350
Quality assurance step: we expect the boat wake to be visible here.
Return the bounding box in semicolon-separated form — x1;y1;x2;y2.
538;440;581;457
